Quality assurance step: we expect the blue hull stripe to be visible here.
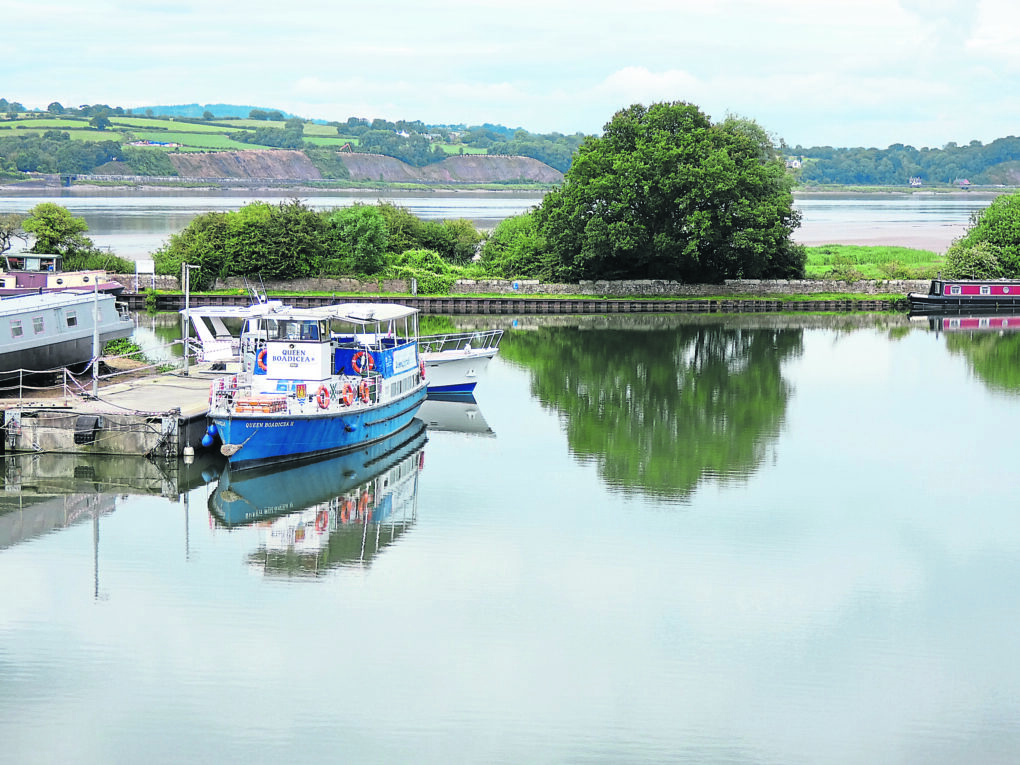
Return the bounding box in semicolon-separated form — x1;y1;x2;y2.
426;381;477;394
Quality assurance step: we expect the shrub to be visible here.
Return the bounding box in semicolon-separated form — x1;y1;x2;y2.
942;240;1005;279
391;248;456;294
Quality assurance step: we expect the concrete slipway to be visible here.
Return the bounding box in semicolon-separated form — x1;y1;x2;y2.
1;366;224;459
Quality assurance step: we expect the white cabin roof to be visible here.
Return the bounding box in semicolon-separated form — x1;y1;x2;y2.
0;290;116;317
183;301;418;326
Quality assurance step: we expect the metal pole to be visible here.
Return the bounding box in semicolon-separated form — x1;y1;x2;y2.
181;264;200;377
182;265;190;379
92;279;99;398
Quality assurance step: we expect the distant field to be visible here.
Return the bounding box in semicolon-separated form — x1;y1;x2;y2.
0;114;471;156
804;244;943;279
128;131;257;150
112;118;229;134
437;145;489;155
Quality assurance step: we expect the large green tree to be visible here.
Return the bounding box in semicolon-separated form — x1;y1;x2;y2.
22;202;96;256
535;102;805;283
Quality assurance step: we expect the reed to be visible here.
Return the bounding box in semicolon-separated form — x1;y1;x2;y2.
804;244;944;279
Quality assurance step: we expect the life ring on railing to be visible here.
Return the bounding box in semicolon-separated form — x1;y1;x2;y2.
315;510;328;532
316;385;330;409
256;348;268;372
359;379;371;403
358;491;370;516
419;359;426;380
352;351;375;375
341;383;355;407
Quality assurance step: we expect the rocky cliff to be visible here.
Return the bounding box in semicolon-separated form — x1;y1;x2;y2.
166;150;562;184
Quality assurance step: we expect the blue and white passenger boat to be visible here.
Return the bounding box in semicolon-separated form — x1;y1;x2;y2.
198;301;427;470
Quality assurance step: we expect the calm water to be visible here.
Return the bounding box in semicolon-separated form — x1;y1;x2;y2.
0;190;996;258
3;313;1020;764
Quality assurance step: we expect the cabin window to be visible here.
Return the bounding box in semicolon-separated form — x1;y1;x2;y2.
981;285;991;295
66;311;78;328
950;285;961;295
10;320;23;339
267;319;320;341
32;316;44;334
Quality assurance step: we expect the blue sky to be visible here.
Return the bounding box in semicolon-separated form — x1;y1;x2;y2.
7;0;1019;149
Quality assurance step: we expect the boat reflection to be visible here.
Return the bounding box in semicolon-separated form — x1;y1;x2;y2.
208;420;428;577
417;394;495;437
916;313;1020;333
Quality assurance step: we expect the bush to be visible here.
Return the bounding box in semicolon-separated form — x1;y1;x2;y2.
951;192;1020;275
480;210;554;278
391;249;457;294
942;240;1005;279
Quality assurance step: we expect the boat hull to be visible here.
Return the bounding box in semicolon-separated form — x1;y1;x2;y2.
908;292;1020;312
423;348;497;394
0;291;134;379
213;386;427;470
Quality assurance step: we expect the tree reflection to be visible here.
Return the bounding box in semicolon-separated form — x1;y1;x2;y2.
945;331;1020;394
502;320;802;500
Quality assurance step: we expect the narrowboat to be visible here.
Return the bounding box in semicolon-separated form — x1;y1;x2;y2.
0;253;124;296
198;301;428;470
908;277;1020;312
0;290;134;378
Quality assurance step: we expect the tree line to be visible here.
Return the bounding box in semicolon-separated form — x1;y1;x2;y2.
794;137;1020;185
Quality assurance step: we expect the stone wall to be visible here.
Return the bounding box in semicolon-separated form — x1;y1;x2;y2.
126;273;929;297
447;278;929;296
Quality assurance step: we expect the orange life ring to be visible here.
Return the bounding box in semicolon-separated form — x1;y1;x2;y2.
257;347;268;371
341;383;355;406
316;385;330;409
359;379;371;403
419;359;426;380
358;490;370;515
352;351;375;375
340;500;351;523
315;510;328;532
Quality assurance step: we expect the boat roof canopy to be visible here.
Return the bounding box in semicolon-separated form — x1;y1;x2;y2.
183;301;418;325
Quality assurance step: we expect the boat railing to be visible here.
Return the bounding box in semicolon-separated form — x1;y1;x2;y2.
418;329;503;354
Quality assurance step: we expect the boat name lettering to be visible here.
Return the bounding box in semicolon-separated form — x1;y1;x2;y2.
273;349;310;362
252;421;293;428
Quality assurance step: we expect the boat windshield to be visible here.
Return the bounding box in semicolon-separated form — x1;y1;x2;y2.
5;255;61;272
264;319;324;342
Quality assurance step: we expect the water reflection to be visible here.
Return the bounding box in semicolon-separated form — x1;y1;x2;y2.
502;317;803;499
208;420;427;577
418;394;495;437
919;313;1020;395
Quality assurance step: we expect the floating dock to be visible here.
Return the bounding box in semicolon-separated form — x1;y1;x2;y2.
1;367;224;459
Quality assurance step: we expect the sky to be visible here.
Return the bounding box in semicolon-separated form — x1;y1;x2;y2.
7;0;1020;149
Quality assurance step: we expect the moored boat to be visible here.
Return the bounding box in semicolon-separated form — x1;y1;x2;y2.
0;253;124;297
199;301;428;469
419;329;502;394
908;277;1020;312
0;290;134;379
